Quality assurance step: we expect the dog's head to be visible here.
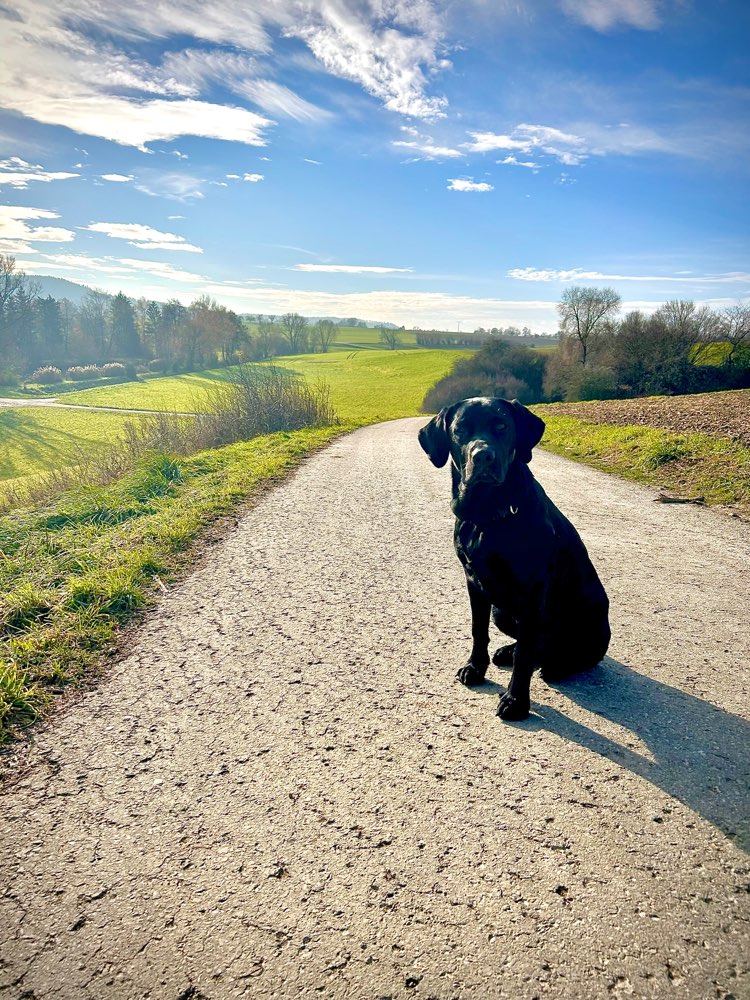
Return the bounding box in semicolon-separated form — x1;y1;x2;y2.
418;397;545;493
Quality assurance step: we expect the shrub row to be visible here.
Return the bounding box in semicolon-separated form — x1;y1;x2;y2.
30;362;130;384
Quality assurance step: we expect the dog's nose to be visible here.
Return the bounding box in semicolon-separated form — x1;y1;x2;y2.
470;443;495;466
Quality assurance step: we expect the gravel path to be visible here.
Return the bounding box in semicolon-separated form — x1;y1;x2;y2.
0;397;194;416
1;418;749;1000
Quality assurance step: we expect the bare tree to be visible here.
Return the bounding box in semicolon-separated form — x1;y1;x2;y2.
557;286;621;366
280;312;308;354
313;319;337;353
655;299;718;365
718;304;750;366
379;326;402;350
256;317;280;359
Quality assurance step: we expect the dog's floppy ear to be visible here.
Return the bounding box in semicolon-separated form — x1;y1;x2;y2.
418;405;456;468
509;399;545;464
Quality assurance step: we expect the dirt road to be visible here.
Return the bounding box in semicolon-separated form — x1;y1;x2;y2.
2;418;748;999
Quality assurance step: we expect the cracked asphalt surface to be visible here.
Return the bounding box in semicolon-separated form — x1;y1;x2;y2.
1;417;749;1000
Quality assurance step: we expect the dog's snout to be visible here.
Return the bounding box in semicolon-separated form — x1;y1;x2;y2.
470;443;495;466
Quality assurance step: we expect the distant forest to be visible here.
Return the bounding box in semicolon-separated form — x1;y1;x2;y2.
0;256;394;380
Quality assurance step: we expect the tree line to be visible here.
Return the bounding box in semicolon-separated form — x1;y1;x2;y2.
0;255;342;382
424;287;750;411
547;286;750;400
415;328;557;348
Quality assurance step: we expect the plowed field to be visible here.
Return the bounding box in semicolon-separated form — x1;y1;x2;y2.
540;388;749;443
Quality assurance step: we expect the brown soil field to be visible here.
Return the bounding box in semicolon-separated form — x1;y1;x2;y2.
540;388;750;444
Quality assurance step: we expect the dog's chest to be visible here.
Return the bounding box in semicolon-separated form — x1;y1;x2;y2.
454;519;530;602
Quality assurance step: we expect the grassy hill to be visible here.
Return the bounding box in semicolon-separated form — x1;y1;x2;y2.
62;349;465;421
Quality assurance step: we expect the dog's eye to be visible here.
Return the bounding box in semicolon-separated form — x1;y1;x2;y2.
495;422;506;432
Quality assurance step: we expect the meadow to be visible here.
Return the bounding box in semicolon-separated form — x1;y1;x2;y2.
61;349;466;420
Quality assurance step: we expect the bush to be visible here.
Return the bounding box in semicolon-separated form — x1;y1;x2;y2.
0;367;20;388
577;368;621;401
423;372;529;413
148;359;165;373
203;364;337;444
103;364;339;462
422;339;547;412
30;366;63;384
67;365;101;381
101;362;127;378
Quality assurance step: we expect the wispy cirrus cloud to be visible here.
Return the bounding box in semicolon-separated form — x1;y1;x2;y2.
83;222;203;252
0;205;75;253
466;120;682;167
508;266;750;284
134;172;208;201
28;252;206;284
0;157;79;188
447;177;493;192
560;0;662;32
294;264;413;274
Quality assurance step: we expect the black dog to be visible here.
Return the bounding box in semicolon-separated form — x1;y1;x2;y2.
419;397;610;720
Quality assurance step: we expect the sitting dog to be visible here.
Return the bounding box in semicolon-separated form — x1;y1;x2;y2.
419;397;610;720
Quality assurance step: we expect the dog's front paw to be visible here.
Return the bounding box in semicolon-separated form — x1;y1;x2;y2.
456;662;487;686
496;691;530;721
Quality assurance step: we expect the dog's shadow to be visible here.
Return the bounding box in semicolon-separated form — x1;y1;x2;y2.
474;656;750;852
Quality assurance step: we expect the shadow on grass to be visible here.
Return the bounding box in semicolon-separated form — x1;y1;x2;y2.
0;411;94;479
477;655;750;851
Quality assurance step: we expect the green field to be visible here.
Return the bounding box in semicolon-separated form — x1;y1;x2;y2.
0;407;141;485
62;349;464;421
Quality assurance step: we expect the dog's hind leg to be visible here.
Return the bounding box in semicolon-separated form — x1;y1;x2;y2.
492;643;516;668
491;607;517;668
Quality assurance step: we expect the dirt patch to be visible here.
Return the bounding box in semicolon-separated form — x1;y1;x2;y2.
539;388;750;444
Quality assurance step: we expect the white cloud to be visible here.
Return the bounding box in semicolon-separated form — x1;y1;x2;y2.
0;0;451;154
560;0;661;32
101;173;134;182
393;126;463;160
465;124;588;165
295;2;449;120
243;173;265;182
447;178;493;192
134;172;207;201
0;5;274;150
498;155;540;170
464;119;681;167
508;267;750;284
294;264;413;274
0;205;75;253
84;222;203;252
303;158;322;165
0;157;79;188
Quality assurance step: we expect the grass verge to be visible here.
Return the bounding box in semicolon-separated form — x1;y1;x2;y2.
0;425;348;744
538;414;750;515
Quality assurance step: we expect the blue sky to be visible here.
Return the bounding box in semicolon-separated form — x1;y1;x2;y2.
1;0;748;332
